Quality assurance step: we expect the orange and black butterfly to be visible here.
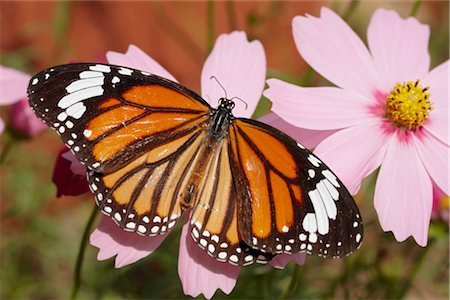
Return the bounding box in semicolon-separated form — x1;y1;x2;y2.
28;63;363;266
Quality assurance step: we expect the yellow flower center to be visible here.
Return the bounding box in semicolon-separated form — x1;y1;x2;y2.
385;80;432;130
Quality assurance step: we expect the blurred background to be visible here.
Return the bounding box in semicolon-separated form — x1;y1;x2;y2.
1;1;448;299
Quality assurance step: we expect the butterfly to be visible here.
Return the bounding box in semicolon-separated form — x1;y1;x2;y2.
28;63;363;266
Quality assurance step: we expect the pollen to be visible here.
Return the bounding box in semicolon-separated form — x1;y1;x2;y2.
385;80;432;130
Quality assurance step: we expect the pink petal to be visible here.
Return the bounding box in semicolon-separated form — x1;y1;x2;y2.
0;65;30;105
178;219;239;299
265;79;375;130
201;31;266;118
314;121;390;195
292;8;381;98
9;99;47;137
413;131;449;195
421;60;449;145
52;147;88;197
61;149;86;176
258;111;336;149
90;216;167;268
367;8;430;91
374;134;433;246
107;45;178;82
0;118;4;135
269;253;306;269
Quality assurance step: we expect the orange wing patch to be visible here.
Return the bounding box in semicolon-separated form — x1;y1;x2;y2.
270;171;294;232
235;121;297;179
86;105;145;141
98;98;122;109
123;85;208;111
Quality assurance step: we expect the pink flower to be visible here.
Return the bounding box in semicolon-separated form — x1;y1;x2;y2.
53;147;89;197
0;65;47;136
89;33;305;299
264;8;449;246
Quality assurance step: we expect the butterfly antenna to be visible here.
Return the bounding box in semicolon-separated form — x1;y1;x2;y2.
210;75;228;100
210;76;248;110
230;96;248;110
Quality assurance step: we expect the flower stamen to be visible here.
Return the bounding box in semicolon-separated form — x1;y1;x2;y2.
385;80;432;130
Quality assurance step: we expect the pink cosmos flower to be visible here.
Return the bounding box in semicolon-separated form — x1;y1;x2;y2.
0;65;47;136
264;8;449;246
89;33;305;299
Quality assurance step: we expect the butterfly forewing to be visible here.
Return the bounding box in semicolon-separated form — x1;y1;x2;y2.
27;63;211;173
230;119;363;258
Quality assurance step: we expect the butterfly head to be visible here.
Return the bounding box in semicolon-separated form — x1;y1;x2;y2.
218;97;236;112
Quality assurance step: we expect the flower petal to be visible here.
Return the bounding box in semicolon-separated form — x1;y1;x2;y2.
374;134;433;246
269;253;306;269
367;8;430;91
178;219;239;299
90;216;167;268
0;118;4;135
201;31;266;118
52;147;88;197
10;99;47;137
107;44;177;82
421;60;449;145
265;79;375;130
0;66;30;105
61;149;86;176
314;121;390;195
258;111;336;149
413;131;449;195
292;8;380;97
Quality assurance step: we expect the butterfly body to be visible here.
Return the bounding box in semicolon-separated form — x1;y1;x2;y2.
28;63;363;266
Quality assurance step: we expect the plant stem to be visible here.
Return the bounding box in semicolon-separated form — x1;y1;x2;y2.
70;205;98;300
342;0;359;21
397;238;435;299
410;0;422;17
280;264;300;299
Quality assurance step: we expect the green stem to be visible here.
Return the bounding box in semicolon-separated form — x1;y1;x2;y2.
70;205;98;300
397;239;435;299
280;264;300;300
342;0;359;21
207;0;215;53
410;0;422;17
0;134;14;164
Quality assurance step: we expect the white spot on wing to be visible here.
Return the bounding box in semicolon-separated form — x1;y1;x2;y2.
66;102;87;119
65;77;104;93
308;189;329;235
89;64;111;73
58;86;103;109
317;180;337;219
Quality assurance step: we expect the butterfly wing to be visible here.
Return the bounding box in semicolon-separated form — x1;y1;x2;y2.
28;63;211;173
229;118;363;259
188;135;274;266
87;125;209;235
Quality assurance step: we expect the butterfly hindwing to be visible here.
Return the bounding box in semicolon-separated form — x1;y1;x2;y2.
188;135;273;266
28;63;211;173
230;119;363;258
